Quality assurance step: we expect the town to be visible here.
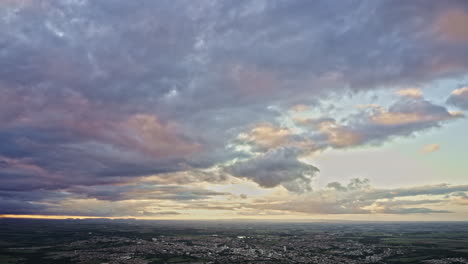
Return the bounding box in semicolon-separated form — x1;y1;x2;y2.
1;219;467;263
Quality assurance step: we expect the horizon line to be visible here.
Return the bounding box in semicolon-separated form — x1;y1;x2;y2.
1;214;468;223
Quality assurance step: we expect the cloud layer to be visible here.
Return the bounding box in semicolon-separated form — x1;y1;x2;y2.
1;0;468;217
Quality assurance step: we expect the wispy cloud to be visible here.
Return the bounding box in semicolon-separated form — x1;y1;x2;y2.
421;144;441;154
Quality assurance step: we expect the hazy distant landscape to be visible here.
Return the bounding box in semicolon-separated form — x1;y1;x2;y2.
1;219;468;264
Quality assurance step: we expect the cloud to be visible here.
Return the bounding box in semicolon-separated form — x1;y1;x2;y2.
45;199;176;217
67;184;229;202
140;169;230;186
117;114;200;158
434;8;468;43
248;179;468;215
314;120;362;148
376;207;450;214
373;199;449;214
0;182;232;216
447;87;468;110
1;177;466;217
225;148;319;193
327;178;370;191
145;211;183;216
1;0;468;216
238;123;293;152
368;98;461;126
292;97;462;150
395;88;423;99
365;184;468;200
421;143;440;154
0;198;48;215
290;104;309;112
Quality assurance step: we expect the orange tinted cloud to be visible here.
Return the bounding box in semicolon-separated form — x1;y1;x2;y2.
372;112;427;125
451;86;468;96
371;110;460;126
396;88;423;99
241;123;292;150
316;120;361;148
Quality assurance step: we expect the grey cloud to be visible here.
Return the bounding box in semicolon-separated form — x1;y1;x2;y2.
0;128;188;191
67;184;229;202
208;1;468;92
141;211;183;216
326;182;348;192
327;178;370;191
0;190;71;215
142;169;231;186
447;87;468;110
239;97;462;157
365;184;468;200
0;182;231;216
346;98;462;145
254;200;371;215
295;97;463;150
373;200;450;214
176;204;243;211
328;180;468;201
377;208;450;214
248;179;466;215
43;200;163;217
1;178;465;217
0;198;48;215
374;199;444;206
225;148;319;192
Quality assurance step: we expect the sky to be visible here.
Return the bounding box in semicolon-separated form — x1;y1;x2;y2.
1;0;468;221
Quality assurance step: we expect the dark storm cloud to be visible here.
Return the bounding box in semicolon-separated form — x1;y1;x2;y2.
1;0;468;215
